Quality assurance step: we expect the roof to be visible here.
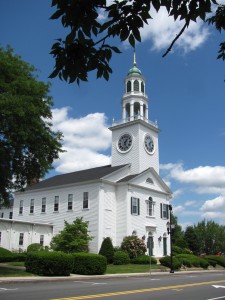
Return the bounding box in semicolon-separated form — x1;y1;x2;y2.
25;164;128;191
117;174;139;183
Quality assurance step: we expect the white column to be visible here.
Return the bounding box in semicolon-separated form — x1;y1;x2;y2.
140;103;144;120
146;105;149;121
130;102;134;121
122;104;126;121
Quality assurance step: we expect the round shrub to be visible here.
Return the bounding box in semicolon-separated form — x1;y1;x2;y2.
0;247;14;262
25;251;73;276
121;236;147;259
131;255;157;265
27;243;44;253
72;253;107;275
113;251;130;265
159;256;182;270
99;237;114;264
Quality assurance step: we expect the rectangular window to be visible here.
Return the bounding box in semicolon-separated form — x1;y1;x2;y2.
41;197;46;213
83;192;89;209
131;197;140;215
40;235;44;246
54;196;59;212
19;200;23;215
19;233;24;246
9;212;13;219
68;194;73;211
30;199;34;214
160;203;169;219
1;212;3;218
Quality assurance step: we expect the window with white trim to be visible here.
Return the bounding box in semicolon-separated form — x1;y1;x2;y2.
160;203;169;219
131;197;140;215
41;197;46;213
54;196;59;212
30;199;34;214
83;192;89;209
40;235;44;246
68;194;73;211
19;200;23;215
146;197;155;217
9;212;13;219
19;233;24;246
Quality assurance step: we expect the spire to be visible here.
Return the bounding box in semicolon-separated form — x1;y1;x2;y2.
133;48;137;66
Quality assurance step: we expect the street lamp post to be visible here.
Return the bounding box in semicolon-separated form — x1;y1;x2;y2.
166;205;175;274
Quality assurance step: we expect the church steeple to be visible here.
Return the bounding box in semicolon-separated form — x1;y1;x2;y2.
122;51;148;123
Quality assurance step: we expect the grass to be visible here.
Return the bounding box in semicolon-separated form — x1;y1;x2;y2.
6;261;25;267
0;267;36;277
106;264;167;274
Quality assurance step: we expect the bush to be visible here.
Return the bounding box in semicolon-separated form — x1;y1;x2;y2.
121;236;147;259
159;256;182;270
0;247;14;262
27;243;44;253
12;253;27;262
72;253;107;275
176;254;209;269
25;251;73;276
113;251;130;265
131;255;157;265
173;246;192;255
99;237;114;264
205;255;225;268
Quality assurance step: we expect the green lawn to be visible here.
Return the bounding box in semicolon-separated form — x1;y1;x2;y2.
0;267;35;277
106;264;167;274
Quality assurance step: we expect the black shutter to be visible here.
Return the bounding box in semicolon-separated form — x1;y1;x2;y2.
138;198;140;215
166;204;169;219
131;197;133;214
160;203;162;218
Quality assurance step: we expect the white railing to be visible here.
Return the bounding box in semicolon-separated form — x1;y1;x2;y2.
112;115;158;128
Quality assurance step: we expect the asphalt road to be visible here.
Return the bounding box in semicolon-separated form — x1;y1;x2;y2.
1;272;225;300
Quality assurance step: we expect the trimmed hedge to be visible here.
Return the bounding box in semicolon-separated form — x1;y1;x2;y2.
99;237;114;264
72;253;107;275
27;243;44;253
131;255;157;265
113;251;130;265
176;254;209;269
25;251;73;276
159;256;182;270
0;247;14;262
205;255;225;268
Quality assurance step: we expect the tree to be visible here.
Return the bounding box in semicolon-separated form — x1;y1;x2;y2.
49;0;224;84
50;217;93;253
171;213;185;247
0;46;63;206
184;225;200;255
99;237;114;264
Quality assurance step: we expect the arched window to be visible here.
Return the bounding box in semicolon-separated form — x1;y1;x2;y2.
146;197;155;217
127;80;131;93
134;80;139;91
141;81;144;93
125;103;130;120
134;102;140;119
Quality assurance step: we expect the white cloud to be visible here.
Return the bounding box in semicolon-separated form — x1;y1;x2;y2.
201;196;225;212
173;205;185;214
52;107;112;173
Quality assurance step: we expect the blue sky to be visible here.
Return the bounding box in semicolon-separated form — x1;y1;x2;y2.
1;0;225;229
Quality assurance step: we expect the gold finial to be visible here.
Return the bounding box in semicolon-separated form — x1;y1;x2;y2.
133;48;136;66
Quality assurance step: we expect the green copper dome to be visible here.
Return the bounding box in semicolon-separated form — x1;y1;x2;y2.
128;64;142;76
127;51;142;76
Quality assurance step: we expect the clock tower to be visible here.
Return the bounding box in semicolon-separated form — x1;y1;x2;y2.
109;53;159;174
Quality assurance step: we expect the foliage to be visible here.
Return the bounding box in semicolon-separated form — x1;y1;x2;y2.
131;255;157;265
27;243;44;253
25;251;73;276
159;256;182;270
72;252;107;275
121;235;147;259
50;217;93;253
184;226;201;255
176;254;209;269
170;213;185;246
192;220;225;255
205;255;225;268
99;237;114;264
173;245;192;255
49;0;224;84
0;45;63;206
113;251;130;265
0;247;14;262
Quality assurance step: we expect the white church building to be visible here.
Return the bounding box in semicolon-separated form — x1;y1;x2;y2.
0;56;172;257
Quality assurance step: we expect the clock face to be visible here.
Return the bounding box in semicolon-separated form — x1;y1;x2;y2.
118;133;132;152
144;135;154;154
